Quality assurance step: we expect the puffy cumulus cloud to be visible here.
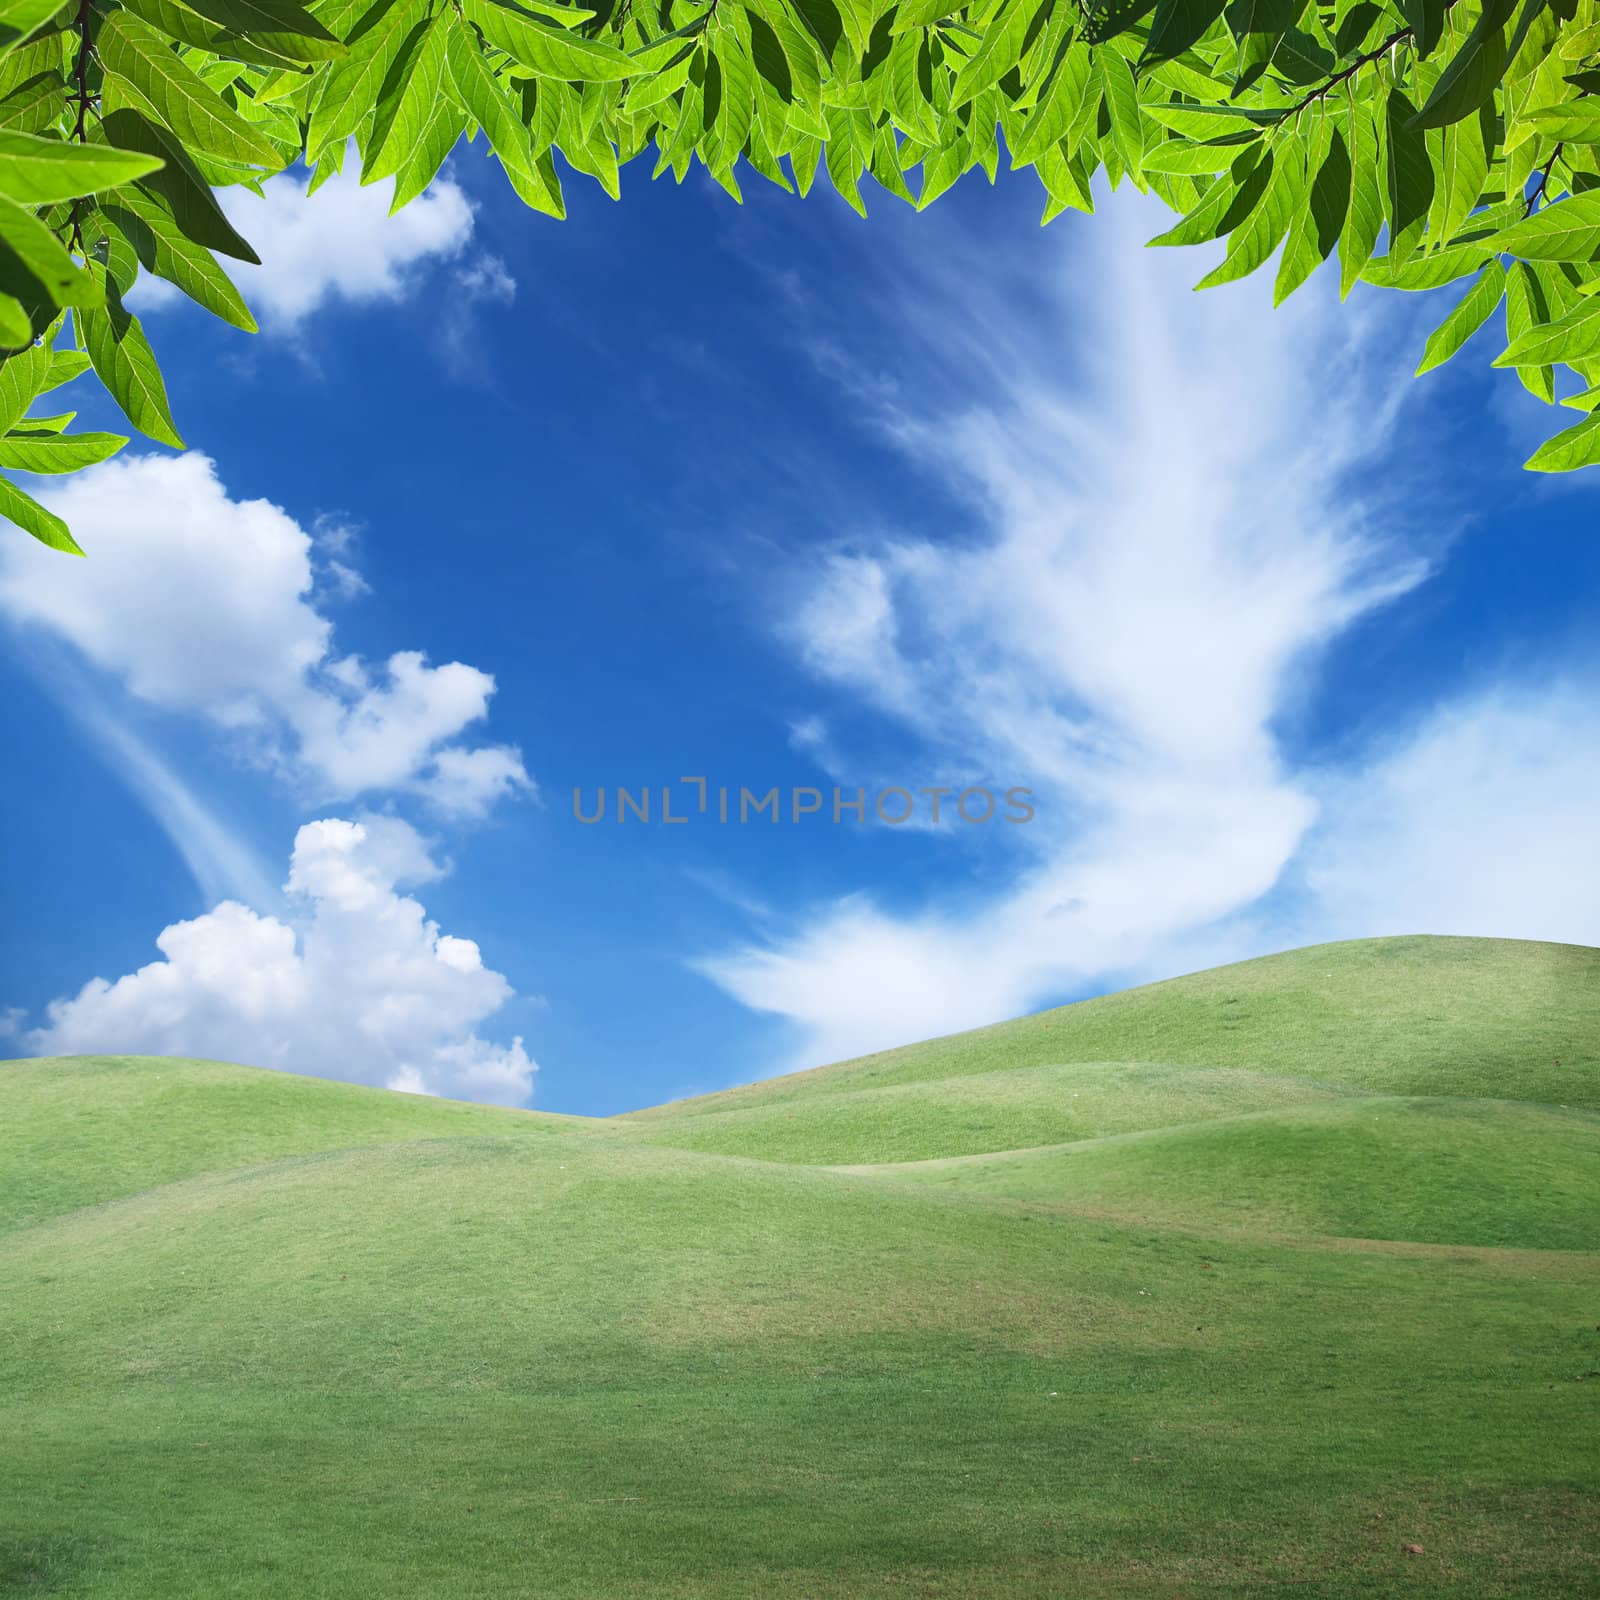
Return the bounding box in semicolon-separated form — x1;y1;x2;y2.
28;817;535;1104
699;191;1444;1072
0;452;531;818
134;159;478;331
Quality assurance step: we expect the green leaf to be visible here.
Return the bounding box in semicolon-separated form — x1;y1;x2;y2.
0;428;126;472
884;26;937;144
1432;101;1491;242
364;11;448;183
1139;134;1256;174
948;0;1030;109
1493;291;1600;365
464;0;639;80
180;0;347;62
1384;87;1435;255
1505;258;1555;400
117;0;295;66
99;194;257;330
512;0;597;27
0;192;104;310
95;110;262;265
1525;408;1600;469
389;98;464;208
1275;116;1345;305
744;0;822;112
1229;0;1298;93
0;287;28;346
916;129;967;210
1339;100;1382;297
1142;0;1228;68
1141;101;1289;135
98;10;285;167
886;0;950;29
1490;192;1600;261
1403;0;1447;58
1410;0;1515;130
1196;133;1303;288
1009;39;1089;165
834;0;880;58
868;120;914;202
1083;0;1159;44
1098;46;1143;175
1558;19;1600;59
0;0;69;57
1416;260;1507;373
17;408;73;431
77;279;185;448
1523;102;1600;143
1034;140;1093;218
722;53;759;176
42;344;89;390
306;0;424;159
1148;145;1269;246
0;470;82;554
0;336;49;431
742;8;791;102
1361;243;1492;289
557;79;620;197
445;20;563;217
0;68;65;136
0;130;165;208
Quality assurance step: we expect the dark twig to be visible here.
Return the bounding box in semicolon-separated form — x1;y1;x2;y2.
1524;143;1565;217
1287;28;1411;120
68;0;93;257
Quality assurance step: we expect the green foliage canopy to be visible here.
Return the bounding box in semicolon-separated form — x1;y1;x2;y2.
2;0;1600;553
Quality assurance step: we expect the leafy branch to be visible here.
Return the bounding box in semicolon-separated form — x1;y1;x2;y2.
67;0;94;256
1287;27;1413;119
1;0;1599;561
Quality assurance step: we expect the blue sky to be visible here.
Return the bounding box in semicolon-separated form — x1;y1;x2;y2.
1;150;1597;1116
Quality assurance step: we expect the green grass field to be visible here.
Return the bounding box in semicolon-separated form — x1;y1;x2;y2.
3;934;1597;1598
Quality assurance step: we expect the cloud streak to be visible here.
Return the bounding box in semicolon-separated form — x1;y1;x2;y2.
697;191;1582;1073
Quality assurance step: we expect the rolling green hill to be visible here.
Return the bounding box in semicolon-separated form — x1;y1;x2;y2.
0;1053;593;1239
2;935;1597;1599
618;935;1600;1162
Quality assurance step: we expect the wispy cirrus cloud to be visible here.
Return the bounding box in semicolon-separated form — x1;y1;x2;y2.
697;190;1596;1073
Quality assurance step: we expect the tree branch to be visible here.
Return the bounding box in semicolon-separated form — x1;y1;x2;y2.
1524;143;1565;218
1287;27;1411;120
68;0;92;257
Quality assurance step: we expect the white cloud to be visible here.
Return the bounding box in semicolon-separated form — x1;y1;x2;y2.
0;452;532;819
28;817;535;1104
698;191;1471;1070
135;159;478;331
1291;681;1600;949
455;255;517;305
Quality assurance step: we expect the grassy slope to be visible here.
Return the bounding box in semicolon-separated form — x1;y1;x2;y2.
854;1096;1600;1249
2;935;1598;1599
619;936;1600;1163
0;1054;590;1238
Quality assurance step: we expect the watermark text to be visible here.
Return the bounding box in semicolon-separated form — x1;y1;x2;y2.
573;779;1035;826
